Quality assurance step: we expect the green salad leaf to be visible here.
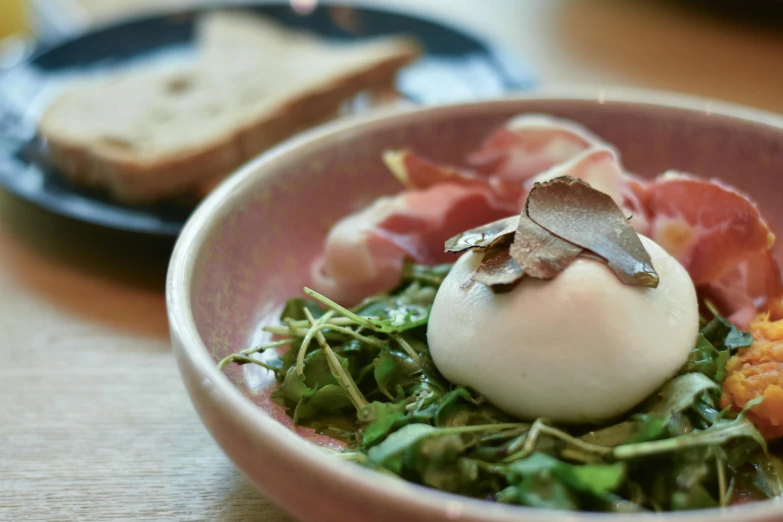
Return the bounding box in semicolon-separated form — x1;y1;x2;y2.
701;312;753;352
358;401;409;448
374;346;420;400
294;384;354;424
681;334;732;383
219;262;782;513
368;424;436;474
498;453;626;511
646;373;718;417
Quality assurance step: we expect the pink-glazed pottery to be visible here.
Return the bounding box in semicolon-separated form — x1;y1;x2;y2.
167;89;783;522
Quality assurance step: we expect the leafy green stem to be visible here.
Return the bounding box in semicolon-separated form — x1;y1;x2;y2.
725;477;736;506
303;308;368;409
216;339;294;370
304;287;383;331
287;317;365;328
263;324;344;340
394;335;421;364
503;419;612;463
314;324;385;347
334;451;368;464
462;458;506;475
612;419;763;460
434;423;529;437
216;354;285;375
296;310;336;375
717;455;728;507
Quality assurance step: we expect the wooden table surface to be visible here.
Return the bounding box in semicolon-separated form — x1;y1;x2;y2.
1;1;781;521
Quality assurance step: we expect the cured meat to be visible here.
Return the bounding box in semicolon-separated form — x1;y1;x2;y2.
700;249;783;328
382;149;523;207
467;114;610;181
644;172;774;285
385;146;645;226
311;184;512;305
634;171;780;327
310;195;407;305
311;114;782;322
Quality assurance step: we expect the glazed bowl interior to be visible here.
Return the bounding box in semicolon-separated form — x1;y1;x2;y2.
168;91;783;522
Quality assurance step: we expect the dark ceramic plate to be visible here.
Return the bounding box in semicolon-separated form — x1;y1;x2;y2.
0;3;534;237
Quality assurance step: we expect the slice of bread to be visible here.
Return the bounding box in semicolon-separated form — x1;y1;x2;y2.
39;11;420;202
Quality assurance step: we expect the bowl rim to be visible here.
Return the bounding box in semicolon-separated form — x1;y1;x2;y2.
167;86;783;521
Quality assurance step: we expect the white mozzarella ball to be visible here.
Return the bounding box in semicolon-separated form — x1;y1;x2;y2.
427;235;699;423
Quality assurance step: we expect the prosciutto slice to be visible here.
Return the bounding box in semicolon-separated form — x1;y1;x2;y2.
311;184;513;305
636;172;780;327
312;148;637;305
311;114;783;324
383;147;642;226
382;149;523;207
467;114;611;181
643;172;774;284
700;249;783;327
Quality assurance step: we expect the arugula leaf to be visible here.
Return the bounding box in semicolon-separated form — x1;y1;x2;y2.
680;334;732;383
678;313;751;388
748;453;783;499
499;475;579;510
646;373;718;417
293;384;354;424
625;414;669;444
373;346;420;400
332;339;381;390
613;414;766;460
403;433;467;492
435;387;512;428
300;349;340;389
509;453;625;495
402;389;442;426
469;429;530;463
581;421;640;447
500;453;625;510
275;367;312;405
435;388;479;425
358;401;409;448
701;314;753;353
671;485;718;511
565;462;627;496
663;447;718;510
584;414;669;448
666;412;696;437
223;266;782;513
376;305;430;333
582;374;715;448
367;424;436;474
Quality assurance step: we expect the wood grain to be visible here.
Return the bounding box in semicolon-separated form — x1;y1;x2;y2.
0;191;293;522
1;1;782;521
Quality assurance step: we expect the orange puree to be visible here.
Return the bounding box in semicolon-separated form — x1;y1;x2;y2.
721;313;783;440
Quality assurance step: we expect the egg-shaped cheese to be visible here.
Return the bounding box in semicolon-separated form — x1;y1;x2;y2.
427;235;699;423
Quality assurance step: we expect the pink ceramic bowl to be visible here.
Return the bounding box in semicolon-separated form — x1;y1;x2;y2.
167;89;783;522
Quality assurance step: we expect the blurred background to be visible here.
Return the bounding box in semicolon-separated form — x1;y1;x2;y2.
2;0;782;112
